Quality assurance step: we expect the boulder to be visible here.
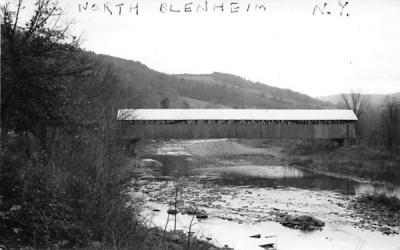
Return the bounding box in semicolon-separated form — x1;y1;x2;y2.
196;213;208;219
279;214;325;231
167;209;178;215
259;243;276;249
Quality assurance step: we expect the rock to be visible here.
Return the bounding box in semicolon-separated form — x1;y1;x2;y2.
259;243;276;249
167;209;178;215
196;213;208;219
206;237;212;241
250;234;261;238
279;214;325;231
380;227;394;235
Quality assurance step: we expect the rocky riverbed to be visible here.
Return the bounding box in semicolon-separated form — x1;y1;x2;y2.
130;139;400;250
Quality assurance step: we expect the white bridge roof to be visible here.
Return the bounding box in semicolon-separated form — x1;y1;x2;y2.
118;109;358;121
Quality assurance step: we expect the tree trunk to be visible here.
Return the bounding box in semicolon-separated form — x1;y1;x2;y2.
32;124;48;153
0;114;9;179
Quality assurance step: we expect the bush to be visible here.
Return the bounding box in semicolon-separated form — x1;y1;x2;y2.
0;153;89;247
0;130;141;249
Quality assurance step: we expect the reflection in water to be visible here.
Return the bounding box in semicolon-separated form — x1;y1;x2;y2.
151;155;191;176
194;165;305;179
148;155;400;198
208;167;356;195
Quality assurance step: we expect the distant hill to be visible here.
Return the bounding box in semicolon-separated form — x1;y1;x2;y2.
391;92;400;98
175;72;332;109
318;93;400;106
91;53;332;109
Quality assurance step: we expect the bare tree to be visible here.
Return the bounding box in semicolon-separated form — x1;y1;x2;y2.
164;176;183;240
340;91;370;118
341;91;370;140
380;98;400;151
160;97;170;109
1;0;87;153
186;209;200;250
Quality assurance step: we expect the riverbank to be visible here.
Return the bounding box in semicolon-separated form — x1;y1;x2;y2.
1;226;222;250
241;138;400;235
285;141;400;186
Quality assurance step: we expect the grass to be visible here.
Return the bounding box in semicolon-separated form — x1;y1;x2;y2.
285;141;400;185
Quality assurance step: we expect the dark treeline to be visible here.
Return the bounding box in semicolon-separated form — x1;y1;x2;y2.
0;1;222;249
0;0;146;248
341;92;400;152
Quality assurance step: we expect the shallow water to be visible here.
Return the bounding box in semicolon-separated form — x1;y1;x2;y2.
141;203;400;250
136;139;400;250
150;154;400;198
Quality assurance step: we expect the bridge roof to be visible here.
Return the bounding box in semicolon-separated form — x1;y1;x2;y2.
118;109;358;121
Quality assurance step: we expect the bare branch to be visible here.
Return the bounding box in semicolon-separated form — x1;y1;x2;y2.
11;0;23;36
341;91;370;118
24;0;60;43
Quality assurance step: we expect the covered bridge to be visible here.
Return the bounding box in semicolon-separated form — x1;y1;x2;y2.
117;109;357;141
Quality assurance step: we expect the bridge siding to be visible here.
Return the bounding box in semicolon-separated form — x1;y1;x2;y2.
120;123;355;139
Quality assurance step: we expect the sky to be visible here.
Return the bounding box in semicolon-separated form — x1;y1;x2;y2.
9;0;400;97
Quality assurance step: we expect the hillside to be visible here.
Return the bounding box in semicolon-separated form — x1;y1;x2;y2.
318;93;400;106
175;72;332;109
94;54;331;109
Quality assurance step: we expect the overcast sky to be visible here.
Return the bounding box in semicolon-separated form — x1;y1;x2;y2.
12;0;400;97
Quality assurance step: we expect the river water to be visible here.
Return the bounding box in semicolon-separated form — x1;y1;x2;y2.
132;139;400;250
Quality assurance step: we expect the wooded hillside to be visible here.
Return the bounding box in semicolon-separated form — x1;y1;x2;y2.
96;55;332;109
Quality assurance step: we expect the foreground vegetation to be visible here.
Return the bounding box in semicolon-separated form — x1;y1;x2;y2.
0;1;139;247
0;1;219;249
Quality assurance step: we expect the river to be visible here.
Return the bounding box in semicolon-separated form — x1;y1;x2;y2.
131;139;400;250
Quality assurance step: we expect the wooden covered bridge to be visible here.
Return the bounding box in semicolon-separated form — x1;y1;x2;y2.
117;109;358;141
